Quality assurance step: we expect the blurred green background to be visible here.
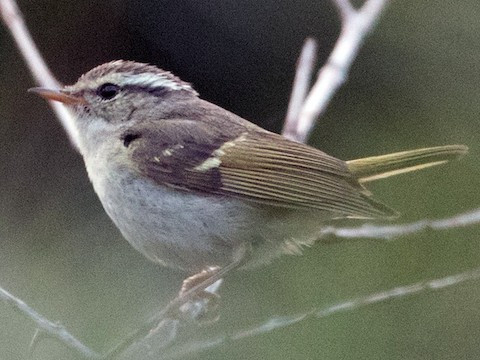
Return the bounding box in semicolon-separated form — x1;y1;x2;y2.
0;1;479;359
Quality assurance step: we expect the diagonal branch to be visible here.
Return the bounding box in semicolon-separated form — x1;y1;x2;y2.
156;265;480;359
333;0;355;21
1;0;476;358
283;0;390;142
0;0;80;150
282;38;317;139
0;286;100;359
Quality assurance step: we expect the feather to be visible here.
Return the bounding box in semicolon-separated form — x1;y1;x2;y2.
129;117;398;219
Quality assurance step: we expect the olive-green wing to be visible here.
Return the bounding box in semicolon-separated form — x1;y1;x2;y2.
128;119;397;219
347;145;468;182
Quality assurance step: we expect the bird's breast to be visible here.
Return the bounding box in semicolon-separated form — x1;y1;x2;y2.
84;152;263;271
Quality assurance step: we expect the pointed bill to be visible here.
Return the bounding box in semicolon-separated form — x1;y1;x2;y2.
28;87;86;105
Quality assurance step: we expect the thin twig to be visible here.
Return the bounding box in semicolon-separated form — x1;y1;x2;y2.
283;38;317;141
0;286;100;359
0;0;79;150
103;258;242;359
284;0;390;143
108;206;480;358
1;0;476;359
321;207;480;240
162;265;480;359
333;0;355;20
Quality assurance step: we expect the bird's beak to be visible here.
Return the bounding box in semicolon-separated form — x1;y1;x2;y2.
28;87;87;105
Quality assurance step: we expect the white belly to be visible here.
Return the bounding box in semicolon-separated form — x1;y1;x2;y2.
84;147;325;273
96;171;263;270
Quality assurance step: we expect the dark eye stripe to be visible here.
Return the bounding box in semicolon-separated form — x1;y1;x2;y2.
122;84;171;96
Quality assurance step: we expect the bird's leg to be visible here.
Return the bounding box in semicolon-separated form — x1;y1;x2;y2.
176;245;248;322
179;266;221;297
178;266;222;322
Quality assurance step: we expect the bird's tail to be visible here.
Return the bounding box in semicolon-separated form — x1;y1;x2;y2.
347;145;468;183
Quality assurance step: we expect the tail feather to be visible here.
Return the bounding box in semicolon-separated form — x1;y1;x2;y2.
347;145;468;183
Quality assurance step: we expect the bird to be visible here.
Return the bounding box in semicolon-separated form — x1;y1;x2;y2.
29;60;468;282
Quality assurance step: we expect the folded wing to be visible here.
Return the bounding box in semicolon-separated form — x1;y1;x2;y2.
129;119;397;219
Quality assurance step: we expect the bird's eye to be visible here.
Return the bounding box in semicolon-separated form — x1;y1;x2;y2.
97;83;120;100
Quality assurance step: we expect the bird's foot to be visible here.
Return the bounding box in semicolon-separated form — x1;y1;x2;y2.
178;266;222;323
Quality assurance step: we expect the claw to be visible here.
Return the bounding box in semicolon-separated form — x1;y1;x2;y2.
178;266;222;323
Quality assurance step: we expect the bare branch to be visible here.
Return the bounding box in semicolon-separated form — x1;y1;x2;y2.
0;0;80;150
283;0;390;143
162;265;480;359
107;207;480;359
0;286;100;359
104;258;241;360
2;0;475;359
332;0;355;21
283;38;317;140
321;207;480;240
360;0;391;24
